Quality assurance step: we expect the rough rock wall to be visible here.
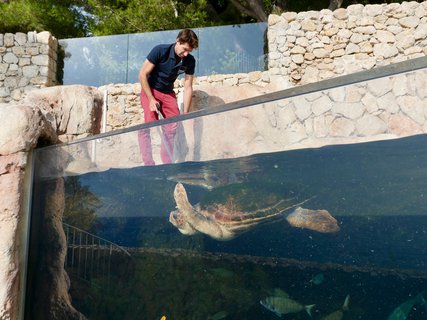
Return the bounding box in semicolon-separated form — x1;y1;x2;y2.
0;31;58;103
0;104;57;319
268;1;427;84
0;85;102;319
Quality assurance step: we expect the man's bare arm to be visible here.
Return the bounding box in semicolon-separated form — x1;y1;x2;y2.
138;60;158;112
183;74;194;113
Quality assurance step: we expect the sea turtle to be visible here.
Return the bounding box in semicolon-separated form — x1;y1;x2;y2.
169;182;340;241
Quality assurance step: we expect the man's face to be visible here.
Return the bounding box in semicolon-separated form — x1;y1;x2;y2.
175;40;193;58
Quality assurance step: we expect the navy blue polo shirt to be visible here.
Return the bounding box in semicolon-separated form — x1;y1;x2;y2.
146;43;196;93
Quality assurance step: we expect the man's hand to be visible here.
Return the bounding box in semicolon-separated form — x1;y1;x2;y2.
148;98;160;112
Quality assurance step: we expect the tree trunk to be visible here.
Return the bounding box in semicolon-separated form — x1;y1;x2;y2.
228;0;268;21
328;0;344;11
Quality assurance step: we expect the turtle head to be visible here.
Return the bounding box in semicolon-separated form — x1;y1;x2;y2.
169;210;197;235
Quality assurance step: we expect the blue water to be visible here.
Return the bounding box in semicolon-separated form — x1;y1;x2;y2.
35;134;427;319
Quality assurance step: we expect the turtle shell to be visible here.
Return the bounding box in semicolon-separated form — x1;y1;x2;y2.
197;181;307;214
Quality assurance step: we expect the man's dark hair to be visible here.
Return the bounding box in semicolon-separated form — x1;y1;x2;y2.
177;29;199;49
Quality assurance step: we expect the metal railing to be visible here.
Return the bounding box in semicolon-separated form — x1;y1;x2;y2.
63;223;131;285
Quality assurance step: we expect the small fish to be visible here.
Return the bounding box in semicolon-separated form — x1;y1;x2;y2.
310;273;325;285
321;294;350;320
207;310;228;320
387;290;427;320
260;295;315;317
160;316;166;320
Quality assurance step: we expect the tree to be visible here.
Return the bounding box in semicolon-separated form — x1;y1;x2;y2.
83;0;212;36
0;0;412;38
211;0;410;22
0;0;87;38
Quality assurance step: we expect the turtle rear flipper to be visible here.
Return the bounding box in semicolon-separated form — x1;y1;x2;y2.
286;207;340;233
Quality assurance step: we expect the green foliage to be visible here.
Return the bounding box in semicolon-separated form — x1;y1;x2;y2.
0;0;416;38
0;0;87;38
85;0;212;36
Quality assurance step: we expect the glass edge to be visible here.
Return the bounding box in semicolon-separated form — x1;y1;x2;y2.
19;150;35;320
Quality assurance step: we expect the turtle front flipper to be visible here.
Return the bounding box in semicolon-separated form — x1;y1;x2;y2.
286;207;340;233
172;183;234;240
174;183;195;213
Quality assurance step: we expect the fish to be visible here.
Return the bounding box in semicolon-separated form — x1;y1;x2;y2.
160;316;166;320
260;295;315;317
387;290;427;320
207;310;228;320
321;294;350;320
310;273;325;285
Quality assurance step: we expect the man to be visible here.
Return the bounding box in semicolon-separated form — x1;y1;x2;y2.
138;29;199;165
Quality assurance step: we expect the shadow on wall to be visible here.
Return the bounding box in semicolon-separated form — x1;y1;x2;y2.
175;84;272;162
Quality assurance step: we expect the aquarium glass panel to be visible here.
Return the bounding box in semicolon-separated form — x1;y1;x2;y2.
60;34;129;86
60;23;267;86
26;59;427;319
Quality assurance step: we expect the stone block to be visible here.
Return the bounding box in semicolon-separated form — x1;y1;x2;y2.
0;63;8;75
18;57;31;67
11;46;25;56
15;33;27;46
27;31;37;43
4;77;18;88
0;87;10;98
23;65;39;78
31;55;49;66
6;64;18;76
356;114;387;136
4;33;14;47
399;16;420;29
39;44;50;55
36;31;52;44
30;76;48;85
25;46;39;55
330;117;355;137
10;88;23;101
3;52;18;64
18;77;29;87
39;66;49;76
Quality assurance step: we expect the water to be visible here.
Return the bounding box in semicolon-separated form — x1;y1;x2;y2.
34;134;427;319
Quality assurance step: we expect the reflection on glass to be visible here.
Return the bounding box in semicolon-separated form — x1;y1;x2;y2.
59;35;128;86
198;23;267;75
60;23;267;86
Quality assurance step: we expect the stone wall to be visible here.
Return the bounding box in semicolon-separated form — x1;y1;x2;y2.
0;31;58;103
268;1;427;84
